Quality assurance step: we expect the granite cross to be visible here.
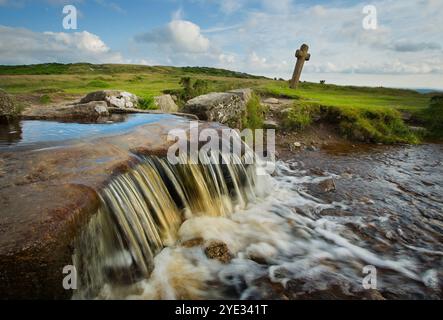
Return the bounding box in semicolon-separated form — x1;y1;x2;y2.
290;44;311;89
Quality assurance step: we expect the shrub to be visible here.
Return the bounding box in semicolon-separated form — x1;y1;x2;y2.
138;96;157;110
422;95;443;138
193;79;209;97
179;77;211;101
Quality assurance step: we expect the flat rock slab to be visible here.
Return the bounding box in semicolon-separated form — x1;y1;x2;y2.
0;118;223;299
22;101;109;120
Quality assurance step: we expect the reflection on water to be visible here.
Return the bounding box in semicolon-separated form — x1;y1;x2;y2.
0;119;22;145
0;113;177;149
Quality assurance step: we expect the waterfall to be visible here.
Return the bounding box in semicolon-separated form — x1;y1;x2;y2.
73;149;260;299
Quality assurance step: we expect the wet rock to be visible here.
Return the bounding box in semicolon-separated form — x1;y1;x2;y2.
306;145;318;152
342;172;353;179
154;94;178;113
310;167;326;176
360;197;375;205
80;90;139;109
421;180;434;187
263;120;279;130
362;289;386;300
318;178;336;193
320;208;352;216
385;231;396;240
204;241;233;264
0;89;18;118
183;90;251;128
181;238;205;248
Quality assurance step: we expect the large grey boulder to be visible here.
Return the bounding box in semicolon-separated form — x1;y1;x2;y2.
0;89;17;118
57;101;109;119
80;90;138;109
154;94;178;113
229;88;253;102
183;88;252;128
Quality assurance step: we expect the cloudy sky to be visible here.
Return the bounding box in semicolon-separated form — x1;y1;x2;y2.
0;0;442;89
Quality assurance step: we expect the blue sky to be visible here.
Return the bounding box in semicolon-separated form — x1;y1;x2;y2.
0;0;442;89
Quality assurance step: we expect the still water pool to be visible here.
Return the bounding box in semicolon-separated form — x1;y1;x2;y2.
0;113;178;149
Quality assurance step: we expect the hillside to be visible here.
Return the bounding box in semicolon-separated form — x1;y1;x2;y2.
0;63;438;143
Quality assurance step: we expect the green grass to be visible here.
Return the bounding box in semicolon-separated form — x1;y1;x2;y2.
258;81;434;143
258;81;429;112
0;63;436;143
86;79;110;88
243;93;264;129
281;101;321;130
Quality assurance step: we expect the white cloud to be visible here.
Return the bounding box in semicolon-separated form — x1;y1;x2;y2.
0;26;123;65
136;19;210;54
201;0;443;81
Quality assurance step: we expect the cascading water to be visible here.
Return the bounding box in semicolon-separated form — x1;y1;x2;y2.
73;143;442;300
73;149;261;299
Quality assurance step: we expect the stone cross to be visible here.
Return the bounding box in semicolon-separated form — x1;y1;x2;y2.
290;44;311;89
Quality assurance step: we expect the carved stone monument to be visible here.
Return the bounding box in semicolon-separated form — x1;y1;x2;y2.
290;44;311;89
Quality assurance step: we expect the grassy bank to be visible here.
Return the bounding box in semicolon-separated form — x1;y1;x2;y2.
258;81;434;143
0;63;438;143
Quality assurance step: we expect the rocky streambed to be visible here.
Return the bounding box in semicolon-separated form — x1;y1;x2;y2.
0;88;442;300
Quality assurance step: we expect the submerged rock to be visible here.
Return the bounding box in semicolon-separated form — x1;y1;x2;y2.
318;178;337;193
154;94;178;113
204;241;233;264
80;90;139;109
183;89;252;128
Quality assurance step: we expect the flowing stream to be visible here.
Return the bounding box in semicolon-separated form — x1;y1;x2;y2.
72;142;443;300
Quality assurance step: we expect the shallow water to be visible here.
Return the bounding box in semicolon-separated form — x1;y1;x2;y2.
74;143;443;300
0;113;178;149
